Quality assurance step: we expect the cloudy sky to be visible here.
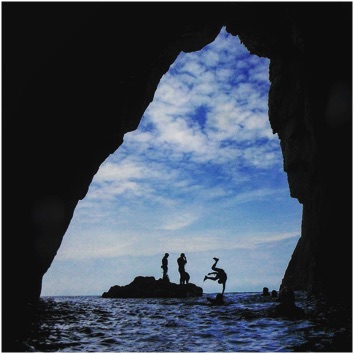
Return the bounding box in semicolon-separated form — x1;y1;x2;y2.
42;27;302;296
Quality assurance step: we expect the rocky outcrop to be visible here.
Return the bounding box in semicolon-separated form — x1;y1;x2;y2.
3;3;352;350
102;276;203;299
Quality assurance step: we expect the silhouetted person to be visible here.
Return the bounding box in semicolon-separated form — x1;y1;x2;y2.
271;289;278;299
269;286;305;319
177;253;187;285
204;257;227;294
262;287;270;296
161;253;169;281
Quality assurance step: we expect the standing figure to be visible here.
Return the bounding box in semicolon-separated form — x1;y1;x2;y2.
203;257;227;294
161;253;169;281
177;253;187;285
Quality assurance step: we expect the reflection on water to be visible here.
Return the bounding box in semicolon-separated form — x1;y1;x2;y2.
22;292;350;352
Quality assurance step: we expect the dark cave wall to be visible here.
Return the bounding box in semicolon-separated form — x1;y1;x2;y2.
272;4;352;303
227;3;352;302
2;2;352;349
2;4;230;348
3;2;226;303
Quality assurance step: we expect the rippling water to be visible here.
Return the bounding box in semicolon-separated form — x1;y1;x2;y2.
23;292;348;352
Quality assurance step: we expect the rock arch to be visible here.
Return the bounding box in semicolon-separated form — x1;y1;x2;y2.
3;2;351;349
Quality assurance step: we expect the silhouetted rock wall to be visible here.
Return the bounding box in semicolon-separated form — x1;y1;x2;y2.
3;3;351;350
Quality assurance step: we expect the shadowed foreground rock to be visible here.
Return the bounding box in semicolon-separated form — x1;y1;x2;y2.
102;276;203;298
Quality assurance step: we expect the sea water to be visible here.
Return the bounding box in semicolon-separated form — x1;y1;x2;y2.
23;292;344;352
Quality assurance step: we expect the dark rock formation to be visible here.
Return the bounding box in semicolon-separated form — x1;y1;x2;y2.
207;293;225;306
2;2;352;351
102;276;203;299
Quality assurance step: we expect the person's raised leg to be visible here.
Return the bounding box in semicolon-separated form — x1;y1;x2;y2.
211;257;219;271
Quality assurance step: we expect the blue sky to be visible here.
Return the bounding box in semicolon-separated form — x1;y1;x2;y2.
42;28;302;296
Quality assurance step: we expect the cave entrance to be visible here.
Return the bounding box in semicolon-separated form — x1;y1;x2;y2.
42;27;302;296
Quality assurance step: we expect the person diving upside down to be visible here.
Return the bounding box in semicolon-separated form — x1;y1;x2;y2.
204;257;227;294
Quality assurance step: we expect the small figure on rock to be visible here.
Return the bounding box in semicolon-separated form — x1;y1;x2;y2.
203;257;227;294
180;270;190;285
177;253;187;285
271;289;278;300
161;253;169;281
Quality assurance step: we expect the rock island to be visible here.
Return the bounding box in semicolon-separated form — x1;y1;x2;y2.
102;276;203;298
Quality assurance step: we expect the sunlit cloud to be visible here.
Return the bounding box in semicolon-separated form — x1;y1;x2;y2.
158;215;200;231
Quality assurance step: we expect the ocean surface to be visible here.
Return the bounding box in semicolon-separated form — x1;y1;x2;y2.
23;292;350;352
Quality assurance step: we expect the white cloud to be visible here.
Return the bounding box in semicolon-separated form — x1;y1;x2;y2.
95;160;143;182
227;231;300;251
54;223;300;262
158;211;201;231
